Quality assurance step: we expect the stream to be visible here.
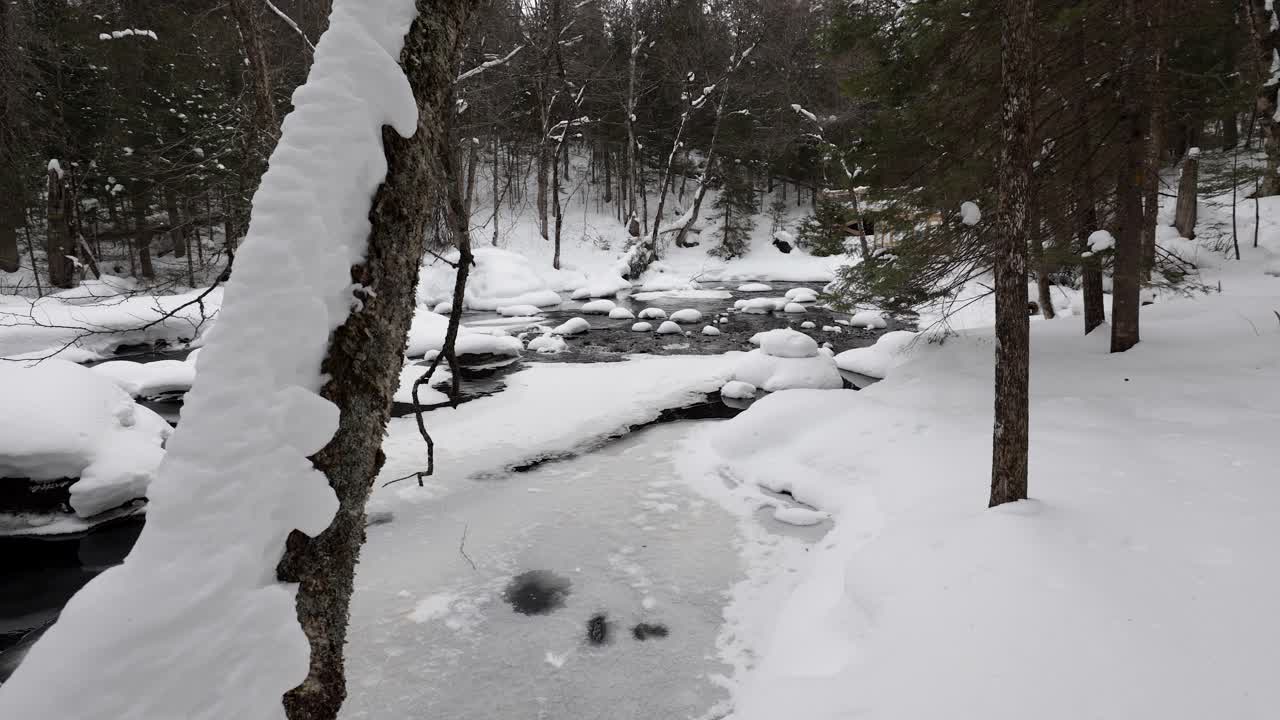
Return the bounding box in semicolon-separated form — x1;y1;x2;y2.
0;280;873;690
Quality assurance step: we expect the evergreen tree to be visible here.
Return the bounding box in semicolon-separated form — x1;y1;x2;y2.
709;163;756;259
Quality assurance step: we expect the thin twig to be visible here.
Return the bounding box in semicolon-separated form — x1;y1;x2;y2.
459;523;477;571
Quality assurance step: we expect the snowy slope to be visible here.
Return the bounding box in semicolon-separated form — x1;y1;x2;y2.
0;2;419;717
677;194;1280;719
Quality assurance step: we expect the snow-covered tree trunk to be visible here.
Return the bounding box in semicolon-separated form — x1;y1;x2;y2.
276;1;474;718
989;0;1034;508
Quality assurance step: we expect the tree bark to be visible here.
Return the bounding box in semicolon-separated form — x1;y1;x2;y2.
0;0;22;273
165;187;186;258
1173;153;1198;239
1111;0;1146;354
133;191;155;280
275;1;475;718
1140;0;1168;278
989;0;1034;508
46;167;76;289
1246;0;1280;196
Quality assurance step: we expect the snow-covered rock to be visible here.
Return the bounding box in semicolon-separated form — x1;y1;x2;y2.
850;310;888;329
702;326;721;336
498;304;544;317
960;200;981;226
670;308;703;324
740;297;779;314
784;287;819;303
1;359;170;519
420;247;561;310
91;359;195;398
719;380;757;399
801;321;816;329
609;307;636;320
751;328;819;358
732;350;843;392
834;330;917;379
737;282;773;292
569;273;630;299
527;334;567;354
656;321;683;335
638;307;668;320
552;317;590;335
579;299;617;314
433;301;452;314
452;333;522;358
631;322;653;332
783;303;807;314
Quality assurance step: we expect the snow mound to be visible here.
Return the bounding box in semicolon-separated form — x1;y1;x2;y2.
731;349;843;392
737;282;773;292
670;308;703;324
751;328;819;358
631;322;653;332
850;310;888;329
960;200;981;225
570;273;630;299
498;304;544;317
91;359;195;398
783;303;807;314
720;380;757;399
638;307;668;320
702;326;722;336
421;247;561;310
609;307;636;320
432;301;452;314
656;321;683;335
1087;230;1116;254
579;299;618;314
773;230;796;244
453;334;522;358
834;330;917;379
527;334;567;354
784;287;819;303
631;289;732;302
405;311;450;357
0;359;171;518
801;321;816;329
553;317;590;335
739;297;780;314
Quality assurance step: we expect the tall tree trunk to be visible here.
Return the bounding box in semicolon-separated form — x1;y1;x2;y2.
602;141;612;203
275;0;475;718
1111;0;1146;353
0;0;22;274
463;139;479;222
1246;0;1280;196
165;187;186;258
1072;3;1104;334
1140;0;1168;278
46;166;76;289
227;0;280;163
1173;152;1199;238
133;191;155;280
536;141;549;240
990;0;1034;509
552;139;563;268
492;135;501;246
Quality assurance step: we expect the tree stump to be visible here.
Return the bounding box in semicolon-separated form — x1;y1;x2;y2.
1174;152;1198;239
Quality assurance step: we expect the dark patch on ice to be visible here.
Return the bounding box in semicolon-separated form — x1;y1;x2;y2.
503;570;572;615
631;622;669;640
586;613;611;645
364;511;394;527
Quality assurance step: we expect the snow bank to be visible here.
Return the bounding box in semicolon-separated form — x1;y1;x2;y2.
737;282;773;292
451;333;522;358
0;360;170;518
833;330;918;379
497;304;543;317
569;273;630;299
419;247;562;310
0;2;418;715
731;350;843;392
90;359;195;398
688;286;1280;720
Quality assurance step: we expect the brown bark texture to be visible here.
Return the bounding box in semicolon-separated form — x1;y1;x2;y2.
1173;154;1199;239
1111;0;1147;354
989;0;1034;508
275;1;475;719
46;168;76;288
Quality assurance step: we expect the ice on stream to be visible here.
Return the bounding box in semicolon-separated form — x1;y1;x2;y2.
342;421;740;720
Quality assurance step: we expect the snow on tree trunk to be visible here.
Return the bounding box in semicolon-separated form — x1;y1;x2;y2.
0;3;446;719
989;0;1033;508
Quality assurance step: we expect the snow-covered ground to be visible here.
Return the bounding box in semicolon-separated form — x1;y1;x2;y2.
670;179;1280;719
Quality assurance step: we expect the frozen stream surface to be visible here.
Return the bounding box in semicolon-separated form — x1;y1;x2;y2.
342;420;740;720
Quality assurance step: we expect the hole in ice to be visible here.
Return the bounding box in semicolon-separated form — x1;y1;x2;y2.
630;622;669;641
586;613;611;645
503;570;572;615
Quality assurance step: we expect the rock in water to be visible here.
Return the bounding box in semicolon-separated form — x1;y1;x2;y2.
587;613;610;645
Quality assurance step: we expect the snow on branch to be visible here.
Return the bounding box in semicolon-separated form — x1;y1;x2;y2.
264;0;317;52
456;44;524;83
